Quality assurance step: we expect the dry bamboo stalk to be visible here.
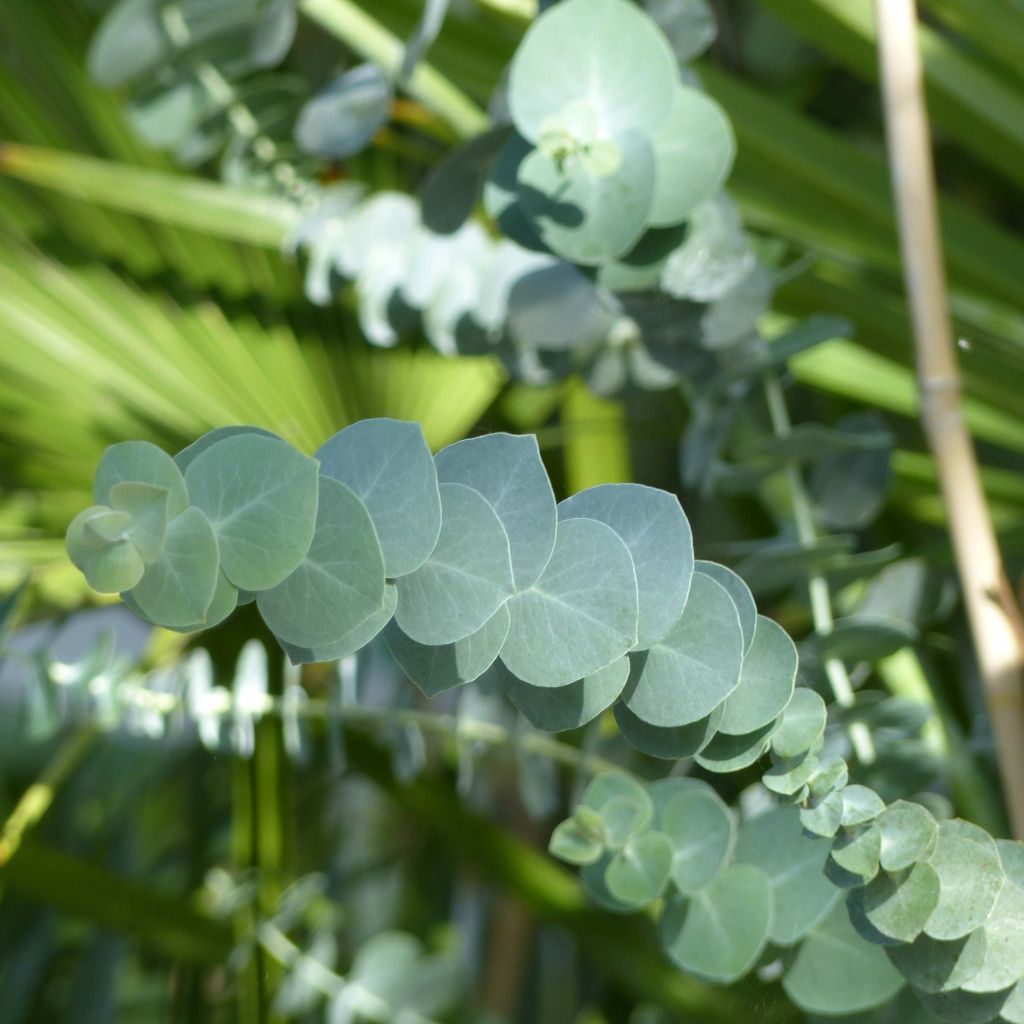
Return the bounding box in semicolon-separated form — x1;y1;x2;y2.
874;0;1024;837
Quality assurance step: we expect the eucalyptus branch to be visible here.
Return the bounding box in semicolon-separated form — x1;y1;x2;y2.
46;657;623;778
762;371;876;764
160;4;310;201
874;0;1024;836
297;0;490;140
256;922;444;1024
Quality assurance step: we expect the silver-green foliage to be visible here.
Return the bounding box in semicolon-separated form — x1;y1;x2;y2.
552;684;1024;1022
68;418;756;758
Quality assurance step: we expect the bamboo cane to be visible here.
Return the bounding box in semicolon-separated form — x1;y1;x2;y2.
874;0;1024;837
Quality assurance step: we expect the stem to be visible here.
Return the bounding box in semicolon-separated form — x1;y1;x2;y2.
762;372;876;764
55;663;622;778
231;755;264;1022
874;0;1024;837
298;0;490;140
256;923;443;1024
0;726;97;867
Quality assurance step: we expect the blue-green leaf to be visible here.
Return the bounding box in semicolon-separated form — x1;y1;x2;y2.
129;507;220;628
295;64;392;159
279;584;397;665
316;419;441;579
108;481;169;563
693;559;756;652
95;440;188;517
501;517;638;687
614;700;723;759
660;864;773;982
735;807;841;946
558;483;693;649
783;901;905;1015
508;0;678;142
184;434;319;591
659;786;735;895
435;433;556;590
718;615;797;735
621;572;743;727
257;477;386;653
649;86;734;227
498;656;628;731
518;129;657;265
384;605;510;697
394;483;514;646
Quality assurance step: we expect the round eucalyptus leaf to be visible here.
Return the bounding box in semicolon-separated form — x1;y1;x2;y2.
734;807;841;946
125;75;211;147
436;433;556;590
800;791;844;838
67;507;146;594
1000;982;1024;1024
517;129;656;265
580;851;643;914
888;928;988;994
95;440;188;517
621;572;743;727
770;687;827;760
878;800;939;872
660;195;754;303
558;483;693;649
279;584;397;665
596;223;688;293
508;0;678;143
315;419;441;579
184;434;318;592
549;811;604;866
763;751;819;797
134;568;241;634
394;483;514;646
923;819;1004;942
782;901;905;1015
174;425;279;473
999;839;1024;887
660;864;773;983
694;717;777;773
645;0;716;61
718;615;796;735
810;412;892;531
649;86;734;227
108;481;169;563
614;699;722;759
483;133;549;254
606;831;673;904
840;785;887;827
856;862;941;944
582;774;652;850
129;507;220;628
257;477;386;650
420;127;511;235
384;605;510;698
87;0;169;88
499;656;628;732
581;773;650;815
830;823;882;883
295;64;392;159
693;559;756;652
659;787;735;895
506;261;621;352
915;988;1011;1024
958;876;1024;994
501;517;638;687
